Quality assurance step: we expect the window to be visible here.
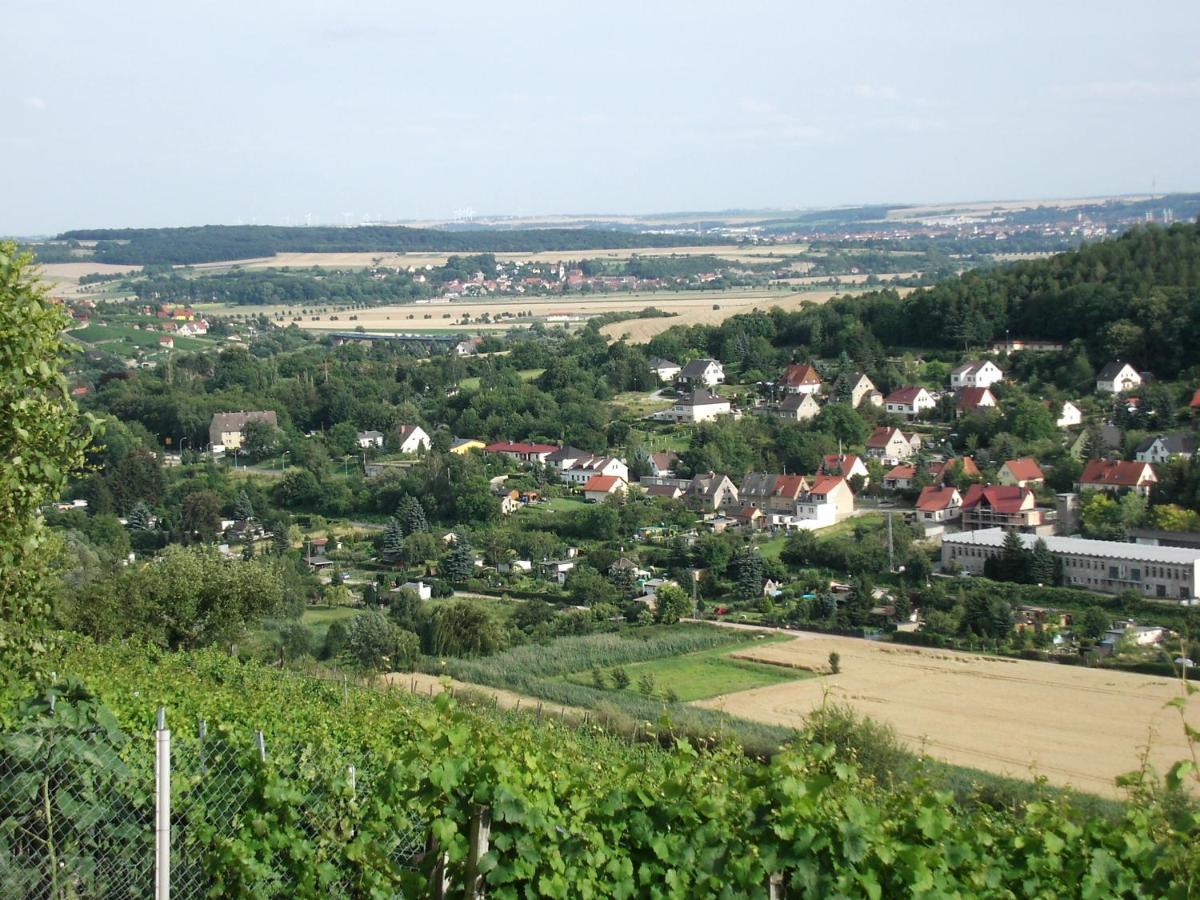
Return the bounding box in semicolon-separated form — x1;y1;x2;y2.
1157;584;1166;598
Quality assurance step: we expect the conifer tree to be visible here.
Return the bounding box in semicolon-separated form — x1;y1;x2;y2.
127;501;154;532
442;533;475;583
733;546;764;600
381;518;405;564
235;489;255;521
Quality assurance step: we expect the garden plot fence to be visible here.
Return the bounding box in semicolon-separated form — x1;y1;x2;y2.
0;707;484;900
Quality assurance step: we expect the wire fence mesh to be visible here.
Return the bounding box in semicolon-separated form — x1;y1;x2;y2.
0;716;429;899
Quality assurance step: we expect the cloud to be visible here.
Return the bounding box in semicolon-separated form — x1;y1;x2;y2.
23;97;47;111
1055;80;1200;100
850;84;899;101
739;97;776;116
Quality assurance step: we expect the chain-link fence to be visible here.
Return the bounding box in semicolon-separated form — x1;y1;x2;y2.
0;711;438;899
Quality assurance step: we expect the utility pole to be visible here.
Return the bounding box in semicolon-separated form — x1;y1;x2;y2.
887;511;895;574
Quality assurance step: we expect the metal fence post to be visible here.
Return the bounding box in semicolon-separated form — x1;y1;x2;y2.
465;805;492;899
155;707;171;900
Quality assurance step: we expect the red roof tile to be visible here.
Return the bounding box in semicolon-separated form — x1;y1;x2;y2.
885;386;928;405
779;363;822;387
916;485;960;512
1002;457;1044;482
961;484;1033;514
1079;459;1156;488
583;475;624;492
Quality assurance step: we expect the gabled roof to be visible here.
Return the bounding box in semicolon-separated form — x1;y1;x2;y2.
779;392;820;412
740;472;780;498
583;475;624;492
1080;459;1157;487
961;484;1034;514
929;456;981;481
823;453;865;475
209;410;278;439
772;474;811;499
729;504;762;520
951;360;983;376
836;371;873;388
1098;361;1137;380
955;387;995;411
677;389;727;408
779;363;822;387
690;472;734;498
867;426;905;448
648;357;679;369
885;464;916;481
916;485;961;512
645;483;683;499
1002;457;1044;482
679;358;720;377
396;424;425;439
806;475;846;496
649;451;679;471
1135;433;1198;456
546;445;590;463
357;430;383;440
885;386;929;405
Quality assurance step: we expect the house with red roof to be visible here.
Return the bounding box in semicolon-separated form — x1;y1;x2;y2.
960;485;1050;534
738;473;812;515
1078;459;1157;497
582;474;627;502
883;464;917;491
884;386;936;419
647;451;680;478
866;426;921;465
954;386;997;417
915;485;963;524
484;441;560;464
794;476;854;526
778;363;823;395
159;336;174;350
997;457;1044;488
822;453;869;486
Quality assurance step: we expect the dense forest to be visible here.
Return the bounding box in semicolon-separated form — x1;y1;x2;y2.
648;221;1200;379
55;224;724;265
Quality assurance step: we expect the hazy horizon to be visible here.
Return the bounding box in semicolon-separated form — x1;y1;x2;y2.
4;1;1199;235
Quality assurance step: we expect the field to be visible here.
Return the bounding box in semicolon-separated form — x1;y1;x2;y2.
70;322;212;351
694;634;1199;797
563;637;811;701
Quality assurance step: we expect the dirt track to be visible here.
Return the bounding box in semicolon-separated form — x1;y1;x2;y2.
694;635;1198;797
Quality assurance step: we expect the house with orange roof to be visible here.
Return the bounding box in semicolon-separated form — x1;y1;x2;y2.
927;456;981;485
582;474;628;502
822;453;869;486
883;464;918;491
915;485;963;525
960;485;1051;534
794;475;854;526
997;457;1045;488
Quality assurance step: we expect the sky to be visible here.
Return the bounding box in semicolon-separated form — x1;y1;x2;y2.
3;1;1199;235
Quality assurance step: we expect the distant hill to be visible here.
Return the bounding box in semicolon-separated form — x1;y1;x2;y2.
55;224;725;266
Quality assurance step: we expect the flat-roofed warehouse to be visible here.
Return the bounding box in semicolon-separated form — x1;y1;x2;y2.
942;527;1200;603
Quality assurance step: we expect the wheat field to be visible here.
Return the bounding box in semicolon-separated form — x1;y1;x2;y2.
694;635;1197;797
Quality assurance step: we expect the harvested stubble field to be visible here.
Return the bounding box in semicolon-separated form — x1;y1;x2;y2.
694;635;1198;797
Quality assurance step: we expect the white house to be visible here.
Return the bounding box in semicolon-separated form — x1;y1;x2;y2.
357;430;385;449
950;360;1004;390
1134;433;1198;464
395;424;431;454
915;485;963;524
647;451;680;478
648;357;682;382
767;392;821;422
540;559;576;584
883;387;936;419
659;390;732;424
582;475;628;502
1055;401;1083;429
401;580;433;601
794;476;854;527
676;358;725;389
1096;362;1141;394
563;456;629;485
866;426;921;465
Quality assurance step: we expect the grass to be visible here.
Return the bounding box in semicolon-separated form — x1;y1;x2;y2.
460;368;544;390
565;637;811;701
539;497;589;512
813;513;886;540
757;534;789;560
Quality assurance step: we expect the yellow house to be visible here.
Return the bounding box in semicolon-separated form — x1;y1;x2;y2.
450;438;486;455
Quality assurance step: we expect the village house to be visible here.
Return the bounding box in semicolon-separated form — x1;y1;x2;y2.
449;438;486;455
208;410;278;452
563;456;629;486
822;453;869;486
1096;361;1141;394
927;456;981;485
866;426;921;465
997;457;1045;488
1054;400;1083;428
647;357;682;382
739;473;811;515
764;392;821;422
793;476;854;527
883;464;917;492
687;472;739;510
954;386;997;417
884;386;936;419
950;360;1004;390
660;389;732;424
540;559;576;584
675;358;725;389
582;475;628;502
778;363;823;395
356;430;384;449
943;529;1200;602
159;336;174;350
644;483;684;501
960;484;1052;534
483;441;560;465
647;451;680;478
833;372;882;408
395;424;431;454
915;485;963;526
545;446;592;472
1079;459;1157;496
1134;433;1197;465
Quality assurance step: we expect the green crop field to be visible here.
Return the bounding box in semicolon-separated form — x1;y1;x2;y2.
565;636;811;701
72;323;211;351
459;367;544;390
